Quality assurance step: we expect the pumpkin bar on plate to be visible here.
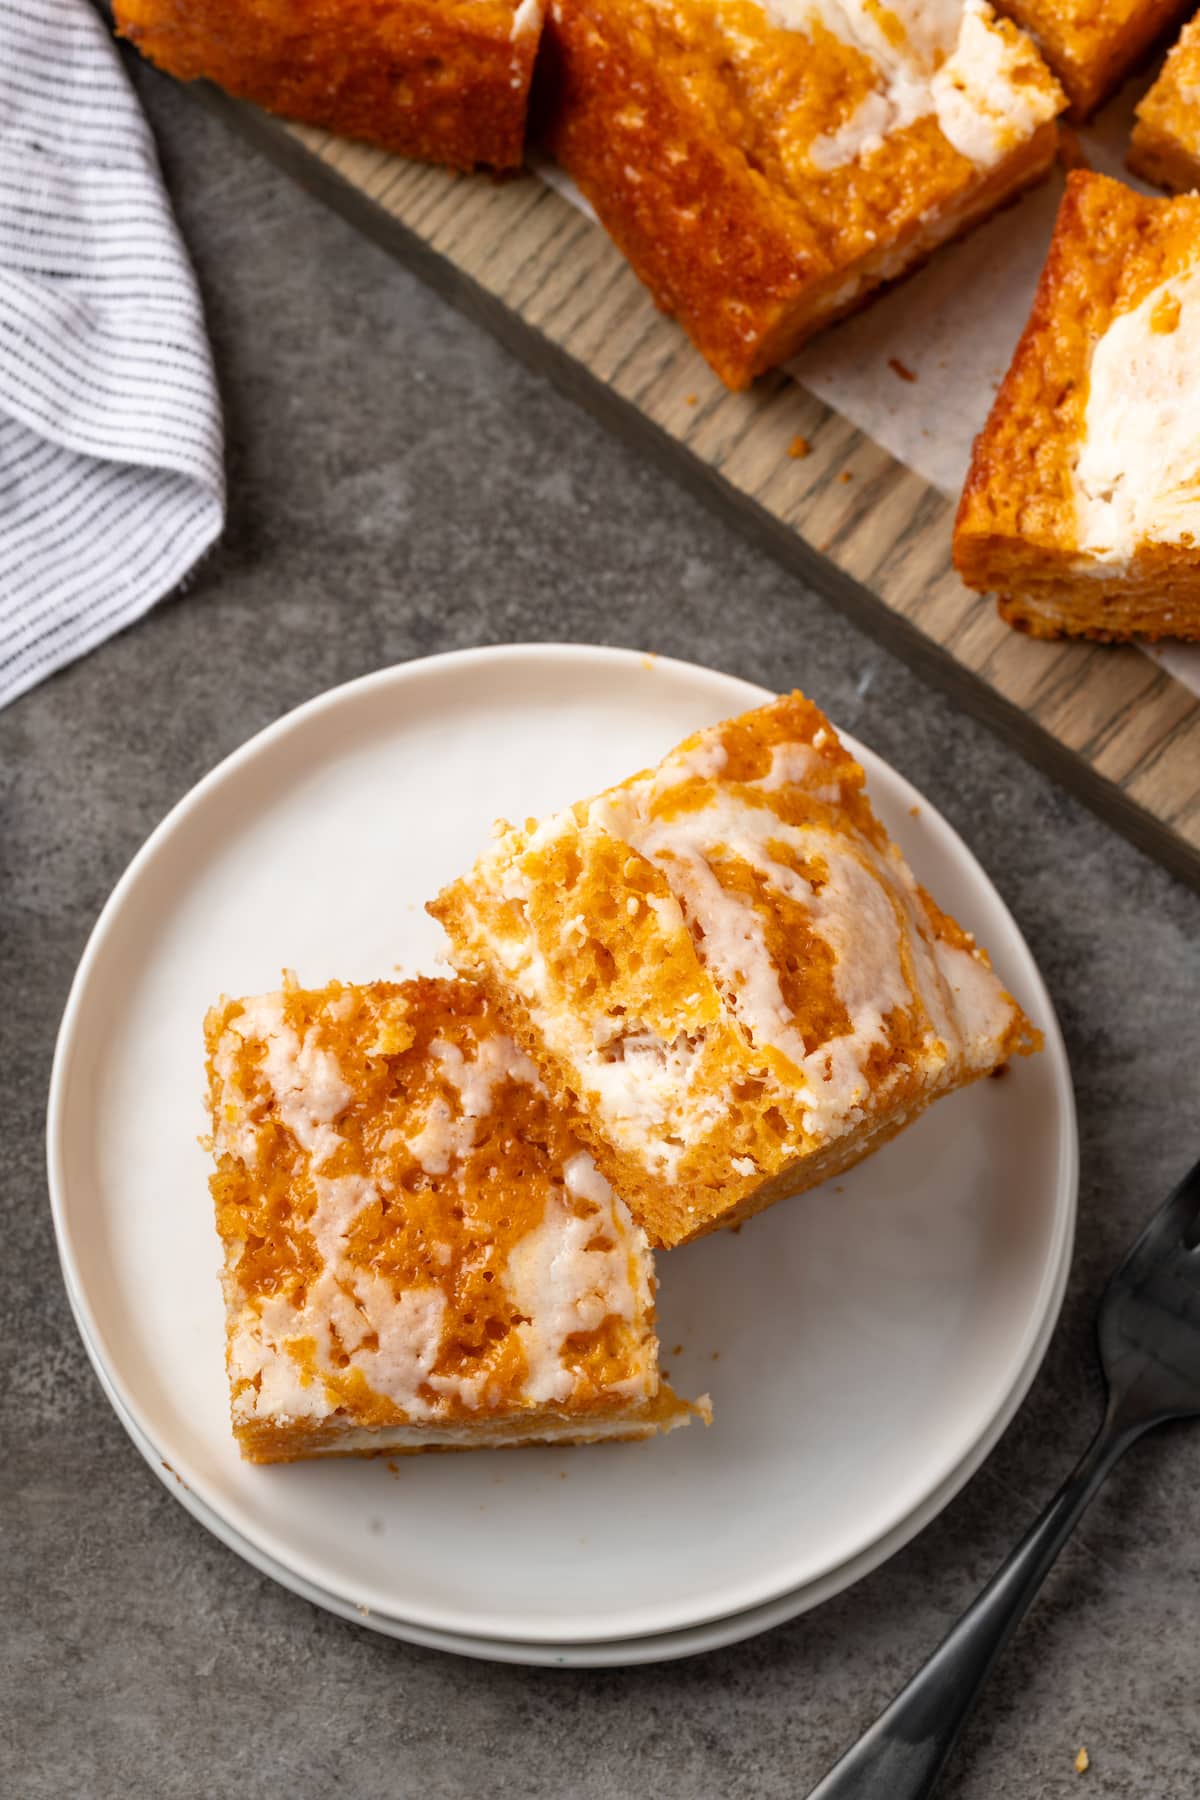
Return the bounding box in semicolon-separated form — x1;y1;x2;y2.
115;0;544;172
993;0;1192;118
430;693;1040;1249
204;975;704;1462
537;0;1063;387
1129;13;1200;191
954;170;1200;642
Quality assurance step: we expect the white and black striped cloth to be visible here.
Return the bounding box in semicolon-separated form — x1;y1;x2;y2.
0;0;224;708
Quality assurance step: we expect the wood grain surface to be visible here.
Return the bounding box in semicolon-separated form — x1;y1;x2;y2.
198;92;1200;889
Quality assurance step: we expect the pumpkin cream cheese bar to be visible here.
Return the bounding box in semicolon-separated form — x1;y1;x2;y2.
1129;13;1200;192
994;0;1192;119
430;693;1040;1249
116;0;545;172
205;975;703;1462
538;0;1064;386
955;171;1200;643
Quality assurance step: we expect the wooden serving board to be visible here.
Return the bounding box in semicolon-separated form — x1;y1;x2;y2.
200;90;1200;890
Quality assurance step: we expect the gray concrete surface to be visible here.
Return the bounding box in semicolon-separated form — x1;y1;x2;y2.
4;56;1200;1800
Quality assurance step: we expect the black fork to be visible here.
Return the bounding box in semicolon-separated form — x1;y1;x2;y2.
806;1157;1200;1800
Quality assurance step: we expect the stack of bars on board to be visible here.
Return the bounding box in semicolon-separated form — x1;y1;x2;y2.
204;694;1041;1462
117;0;1200;646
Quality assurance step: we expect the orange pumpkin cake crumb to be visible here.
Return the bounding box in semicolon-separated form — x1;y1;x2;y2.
537;0;1063;387
115;0;544;171
954;171;1200;643
430;692;1040;1248
1129;13;1200;192
204;975;704;1461
993;0;1191;119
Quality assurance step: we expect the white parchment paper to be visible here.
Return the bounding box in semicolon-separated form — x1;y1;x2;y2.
535;70;1200;696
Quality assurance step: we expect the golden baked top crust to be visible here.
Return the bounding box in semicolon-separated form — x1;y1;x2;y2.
205;976;666;1440
115;0;542;170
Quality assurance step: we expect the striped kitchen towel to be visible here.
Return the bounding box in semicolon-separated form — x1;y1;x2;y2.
0;0;225;708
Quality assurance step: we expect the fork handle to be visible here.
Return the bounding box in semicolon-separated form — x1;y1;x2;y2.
804;1408;1147;1800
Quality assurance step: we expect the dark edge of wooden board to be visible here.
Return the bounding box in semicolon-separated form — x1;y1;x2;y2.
187;80;1200;893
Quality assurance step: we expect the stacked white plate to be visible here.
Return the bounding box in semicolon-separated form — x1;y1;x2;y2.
47;645;1077;1666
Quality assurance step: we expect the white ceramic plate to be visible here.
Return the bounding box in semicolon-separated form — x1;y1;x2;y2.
85;1233;1071;1665
48;645;1076;1650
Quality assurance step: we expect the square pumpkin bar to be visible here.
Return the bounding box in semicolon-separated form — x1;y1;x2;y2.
1129;13;1200;192
116;0;544;171
430;693;1040;1248
955;171;1200;642
205;976;703;1461
995;0;1192;118
537;0;1063;387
